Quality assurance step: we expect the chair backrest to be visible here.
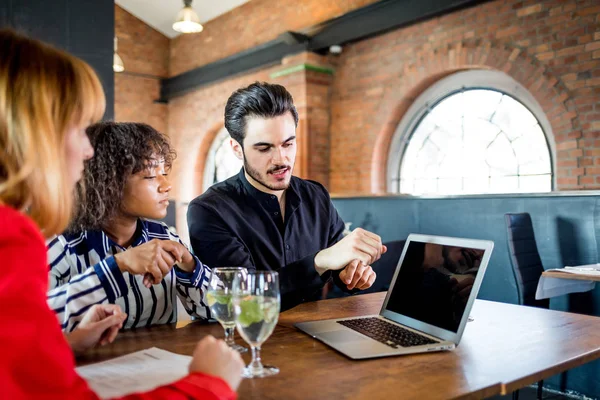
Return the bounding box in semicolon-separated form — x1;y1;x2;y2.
504;213;549;309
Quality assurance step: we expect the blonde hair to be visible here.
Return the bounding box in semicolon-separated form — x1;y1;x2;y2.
0;29;105;236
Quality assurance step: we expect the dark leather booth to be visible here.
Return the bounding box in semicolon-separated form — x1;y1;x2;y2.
332;192;600;398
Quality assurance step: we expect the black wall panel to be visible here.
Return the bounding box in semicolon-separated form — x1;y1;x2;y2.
0;0;114;119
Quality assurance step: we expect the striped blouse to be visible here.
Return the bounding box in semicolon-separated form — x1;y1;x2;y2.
46;219;211;331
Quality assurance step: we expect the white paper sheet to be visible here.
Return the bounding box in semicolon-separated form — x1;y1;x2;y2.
76;347;191;399
565;263;600;270
535;275;596;300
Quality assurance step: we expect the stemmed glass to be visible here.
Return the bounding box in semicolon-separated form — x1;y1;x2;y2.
206;267;248;353
232;271;280;378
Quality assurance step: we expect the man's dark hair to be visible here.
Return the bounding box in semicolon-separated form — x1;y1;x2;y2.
224;81;299;146
69;122;176;232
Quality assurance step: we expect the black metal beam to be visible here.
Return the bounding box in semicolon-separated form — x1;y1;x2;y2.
159;36;307;102
159;0;489;102
306;0;488;52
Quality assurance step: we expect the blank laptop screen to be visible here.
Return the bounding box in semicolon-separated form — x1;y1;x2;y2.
385;240;485;333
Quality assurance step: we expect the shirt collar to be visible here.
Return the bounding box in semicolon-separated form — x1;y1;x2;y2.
86;219;149;257
238;168;277;203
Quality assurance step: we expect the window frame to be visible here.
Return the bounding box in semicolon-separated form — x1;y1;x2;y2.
202;127;242;192
387;70;556;194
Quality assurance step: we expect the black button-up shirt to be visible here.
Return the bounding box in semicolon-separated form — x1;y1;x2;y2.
187;169;345;310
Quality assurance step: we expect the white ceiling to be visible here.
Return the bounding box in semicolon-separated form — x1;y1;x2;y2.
115;0;250;38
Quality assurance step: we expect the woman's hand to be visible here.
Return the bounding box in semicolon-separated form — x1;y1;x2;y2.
65;304;127;355
189;336;244;391
114;239;192;287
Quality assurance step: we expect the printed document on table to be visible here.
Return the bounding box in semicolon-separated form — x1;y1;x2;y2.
564;263;600;271
76;347;191;399
551;267;600;276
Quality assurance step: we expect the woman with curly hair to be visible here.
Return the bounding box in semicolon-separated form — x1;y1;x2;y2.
1;29;242;399
47;121;213;332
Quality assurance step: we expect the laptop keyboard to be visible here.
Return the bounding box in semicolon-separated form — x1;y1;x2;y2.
337;317;438;349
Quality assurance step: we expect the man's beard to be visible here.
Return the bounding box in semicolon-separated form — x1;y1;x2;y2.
243;156;292;192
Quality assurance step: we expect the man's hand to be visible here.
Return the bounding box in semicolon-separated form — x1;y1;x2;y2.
114;239;193;288
65;304;127;355
315;228;387;272
338;259;377;290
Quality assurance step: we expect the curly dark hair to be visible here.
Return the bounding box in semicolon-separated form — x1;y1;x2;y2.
69;122;176;232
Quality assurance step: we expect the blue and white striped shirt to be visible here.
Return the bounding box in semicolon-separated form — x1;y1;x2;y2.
47;219;211;332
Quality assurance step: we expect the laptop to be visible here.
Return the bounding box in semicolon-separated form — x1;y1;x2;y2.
295;234;494;359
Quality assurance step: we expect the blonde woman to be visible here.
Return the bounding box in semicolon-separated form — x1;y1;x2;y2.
0;29;242;399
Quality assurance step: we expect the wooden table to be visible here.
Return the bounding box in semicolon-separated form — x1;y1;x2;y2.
542;269;600;281
78;293;600;400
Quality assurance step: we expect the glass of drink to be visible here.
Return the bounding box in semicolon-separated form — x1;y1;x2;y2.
206;267;248;353
233;271;280;378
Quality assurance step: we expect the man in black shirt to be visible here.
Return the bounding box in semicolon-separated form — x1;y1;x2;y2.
187;82;386;310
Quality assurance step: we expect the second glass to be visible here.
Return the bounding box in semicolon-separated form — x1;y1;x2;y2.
233;270;280;378
206;267;248;353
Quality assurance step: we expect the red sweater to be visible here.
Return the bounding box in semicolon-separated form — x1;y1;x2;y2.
0;205;237;400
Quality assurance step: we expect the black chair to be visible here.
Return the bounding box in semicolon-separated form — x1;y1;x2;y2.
505;212;548;400
505;213;550;309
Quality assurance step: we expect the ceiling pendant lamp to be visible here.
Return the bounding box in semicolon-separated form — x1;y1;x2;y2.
173;0;203;34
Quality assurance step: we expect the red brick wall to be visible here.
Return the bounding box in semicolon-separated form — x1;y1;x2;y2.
169;0;380;76
114;5;169;134
114;74;167;134
166;65;314;202
167;53;334;203
328;0;600;193
167;66;279;241
115;0;600;201
274;53;336;187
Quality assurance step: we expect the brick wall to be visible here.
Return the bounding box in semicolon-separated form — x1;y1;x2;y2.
328;0;600;193
115;0;600;203
114;5;169;134
274;53;336;187
167;66;278;242
169;0;380;76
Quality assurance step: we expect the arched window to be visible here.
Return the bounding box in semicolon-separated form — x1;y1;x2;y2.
387;70;554;195
203;128;243;192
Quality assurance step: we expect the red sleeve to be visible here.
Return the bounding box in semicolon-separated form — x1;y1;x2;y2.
0;206;236;400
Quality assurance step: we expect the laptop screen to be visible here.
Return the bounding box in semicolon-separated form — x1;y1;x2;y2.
384;240;485;333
